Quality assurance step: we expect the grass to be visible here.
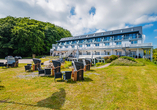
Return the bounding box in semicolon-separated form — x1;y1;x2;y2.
40;56;59;63
0;59;157;109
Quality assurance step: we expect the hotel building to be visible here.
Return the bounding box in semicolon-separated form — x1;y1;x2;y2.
50;26;153;60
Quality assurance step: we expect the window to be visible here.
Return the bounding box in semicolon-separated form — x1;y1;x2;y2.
95;52;100;55
87;39;92;43
104;37;110;41
61;42;65;45
79;45;82;47
87;52;91;55
66;41;71;44
72;40;76;44
107;52;110;55
95;38;101;42
86;44;90;47
105;42;110;46
132;33;137;39
114;35;122;40
65;46;68;48
95;43;99;46
60;46;62;48
110;32;112;34
79;39;84;44
125;34;129;39
116;42;121;45
131;40;137;44
116;51;122;56
72;45;75;48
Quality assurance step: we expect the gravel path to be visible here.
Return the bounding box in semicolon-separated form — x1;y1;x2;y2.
44;60;50;65
0;59;32;63
93;63;111;69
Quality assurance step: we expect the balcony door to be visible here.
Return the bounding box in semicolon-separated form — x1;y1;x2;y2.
116;51;122;56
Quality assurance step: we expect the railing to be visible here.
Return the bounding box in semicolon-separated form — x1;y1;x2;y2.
59;36;142;46
52;43;152;51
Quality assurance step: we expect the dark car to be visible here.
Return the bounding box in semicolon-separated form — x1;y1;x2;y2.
14;56;22;59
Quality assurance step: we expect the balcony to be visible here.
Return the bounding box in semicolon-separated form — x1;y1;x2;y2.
52;43;152;51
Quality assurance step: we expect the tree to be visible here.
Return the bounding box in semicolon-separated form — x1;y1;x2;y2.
0;16;72;57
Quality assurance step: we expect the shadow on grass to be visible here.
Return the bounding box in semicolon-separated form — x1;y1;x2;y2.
88;69;96;72
1;66;20;69
0;81;5;90
0;88;66;109
0;86;5;90
83;77;93;82
66;79;77;84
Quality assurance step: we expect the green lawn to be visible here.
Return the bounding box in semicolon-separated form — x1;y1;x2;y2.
0;59;157;109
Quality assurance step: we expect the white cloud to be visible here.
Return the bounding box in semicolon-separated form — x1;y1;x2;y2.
95;29;106;33
0;0;157;36
154;29;157;32
133;15;157;25
143;24;154;28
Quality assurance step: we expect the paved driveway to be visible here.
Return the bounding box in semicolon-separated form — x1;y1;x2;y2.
0;59;33;64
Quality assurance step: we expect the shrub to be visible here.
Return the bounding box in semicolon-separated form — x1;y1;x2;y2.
106;59;111;63
153;61;157;64
116;55;120;58
120;56;136;62
96;62;104;67
103;56;109;60
110;58;145;66
110;55;118;60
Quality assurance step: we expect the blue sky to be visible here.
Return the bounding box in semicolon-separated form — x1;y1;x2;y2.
0;0;157;48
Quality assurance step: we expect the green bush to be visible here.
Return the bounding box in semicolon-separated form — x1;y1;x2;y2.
153;61;157;64
103;56;109;60
106;59;111;63
120;56;136;62
104;55;118;62
96;62;104;67
110;55;118;60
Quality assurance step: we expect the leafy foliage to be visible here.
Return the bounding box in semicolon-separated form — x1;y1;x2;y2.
106;59;111;63
120;56;136;62
0;16;72;57
103;56;109;60
96;62;104;67
104;55;118;63
153;48;157;61
109;55;118;60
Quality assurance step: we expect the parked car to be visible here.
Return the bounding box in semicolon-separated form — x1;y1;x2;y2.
14;56;22;59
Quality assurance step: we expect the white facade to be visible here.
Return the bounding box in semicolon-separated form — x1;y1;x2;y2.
50;26;153;60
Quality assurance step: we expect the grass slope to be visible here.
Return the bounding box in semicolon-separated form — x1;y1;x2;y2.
0;59;157;109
